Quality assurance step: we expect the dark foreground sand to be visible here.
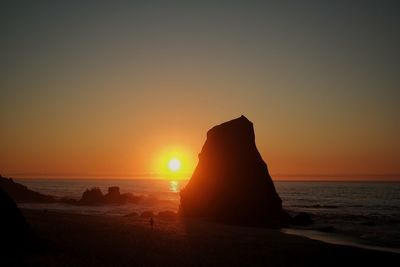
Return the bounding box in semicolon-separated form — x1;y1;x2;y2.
8;209;400;267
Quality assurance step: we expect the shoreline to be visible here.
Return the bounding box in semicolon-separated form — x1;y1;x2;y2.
12;209;400;266
282;228;400;254
18;202;400;253
17;203;400;254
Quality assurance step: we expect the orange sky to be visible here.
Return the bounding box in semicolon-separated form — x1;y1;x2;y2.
1;2;399;180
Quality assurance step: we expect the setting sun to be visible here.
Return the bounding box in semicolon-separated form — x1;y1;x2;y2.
168;158;181;172
153;147;196;179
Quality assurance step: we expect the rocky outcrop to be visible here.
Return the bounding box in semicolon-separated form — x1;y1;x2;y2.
180;116;289;227
79;187;104;205
290;212;314;226
0;175;142;206
0;188;37;255
124;212;139;217
78;186;141;206
158;211;177;218
141;211;154;218
0;175;55;203
103;186;138;204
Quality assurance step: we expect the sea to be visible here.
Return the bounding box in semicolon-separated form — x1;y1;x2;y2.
15;178;400;253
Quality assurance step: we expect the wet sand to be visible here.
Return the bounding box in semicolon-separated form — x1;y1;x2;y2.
282;228;400;254
9;209;400;266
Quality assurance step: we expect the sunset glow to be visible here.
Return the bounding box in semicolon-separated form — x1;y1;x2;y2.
0;2;399;181
153;147;196;180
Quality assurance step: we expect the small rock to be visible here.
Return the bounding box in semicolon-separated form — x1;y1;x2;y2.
290;212;314;225
158;211;177;218
316;226;335;232
141;211;154;218
79;187;103;205
124;212;139;217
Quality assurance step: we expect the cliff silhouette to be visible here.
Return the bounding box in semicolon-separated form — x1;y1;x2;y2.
0;175;141;206
0;175;55;203
1;187;41;264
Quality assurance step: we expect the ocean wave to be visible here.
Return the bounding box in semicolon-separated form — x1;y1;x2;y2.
288;204;340;209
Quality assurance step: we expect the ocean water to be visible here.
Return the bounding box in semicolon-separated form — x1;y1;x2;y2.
16;179;186;216
15;179;400;250
277;181;400;251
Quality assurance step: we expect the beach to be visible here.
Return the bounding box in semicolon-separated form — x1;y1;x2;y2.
16;179;400;250
3;1;400;266
11;209;399;267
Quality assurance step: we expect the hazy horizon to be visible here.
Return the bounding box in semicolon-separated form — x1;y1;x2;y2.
1;1;399;181
6;173;400;182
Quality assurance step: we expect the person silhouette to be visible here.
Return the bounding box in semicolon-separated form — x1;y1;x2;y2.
149;217;154;229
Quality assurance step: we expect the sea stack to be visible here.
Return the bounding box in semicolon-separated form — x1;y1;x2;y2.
180;116;288;227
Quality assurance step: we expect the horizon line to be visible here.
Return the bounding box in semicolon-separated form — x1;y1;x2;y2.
2;173;400;181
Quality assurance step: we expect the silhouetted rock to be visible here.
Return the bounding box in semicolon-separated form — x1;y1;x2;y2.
0;175;55;203
124;212;139;217
79;187;104;205
158;210;177;218
108;186;120;195
290;212;314;226
103;186;121;204
0;188;37;257
103;186;140;204
78;186;142;206
316;226;335;232
125;193;142;204
0;175;142;207
141;211;154;218
180;116;289;227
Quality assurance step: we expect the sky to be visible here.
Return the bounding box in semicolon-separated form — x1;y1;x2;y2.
1;1;399;180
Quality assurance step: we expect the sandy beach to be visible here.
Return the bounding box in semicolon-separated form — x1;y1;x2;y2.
8;209;399;267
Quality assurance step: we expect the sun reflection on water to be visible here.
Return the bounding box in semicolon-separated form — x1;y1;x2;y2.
169;180;179;192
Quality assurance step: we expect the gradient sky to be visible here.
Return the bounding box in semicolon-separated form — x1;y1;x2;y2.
1;1;399;180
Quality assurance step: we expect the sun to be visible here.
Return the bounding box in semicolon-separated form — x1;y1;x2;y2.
153;147;195;179
168;158;181;172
